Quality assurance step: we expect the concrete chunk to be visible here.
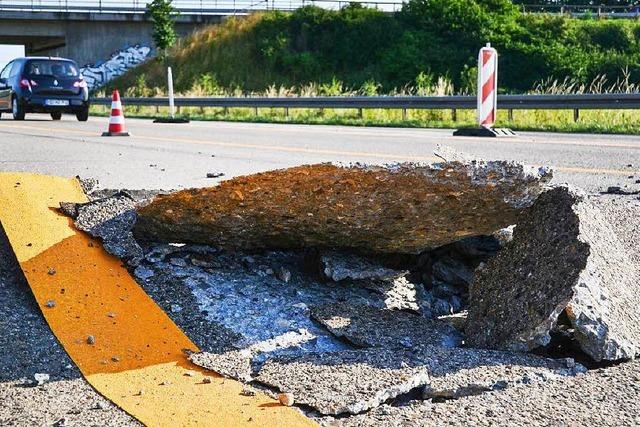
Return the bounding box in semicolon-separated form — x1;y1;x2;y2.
65;191;143;263
362;277;419;311
310;302;462;349
466;187;640;361
189;330;317;381
318;251;406;282
134;161;551;254
255;345;583;416
255;348;431;415
189;349;253;382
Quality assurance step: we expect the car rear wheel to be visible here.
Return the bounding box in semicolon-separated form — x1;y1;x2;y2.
51;112;62;121
12;98;25;121
76;108;89;122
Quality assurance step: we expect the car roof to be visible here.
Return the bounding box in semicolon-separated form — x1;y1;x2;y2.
19;57;77;62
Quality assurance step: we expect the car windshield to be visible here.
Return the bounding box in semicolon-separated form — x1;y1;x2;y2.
26;60;79;78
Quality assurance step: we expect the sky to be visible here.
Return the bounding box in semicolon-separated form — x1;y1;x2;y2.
0;45;25;71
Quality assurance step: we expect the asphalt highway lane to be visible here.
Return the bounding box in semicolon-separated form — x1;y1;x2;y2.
1;115;639;192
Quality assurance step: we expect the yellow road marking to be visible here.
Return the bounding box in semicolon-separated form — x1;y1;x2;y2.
0;172;315;427
0;122;636;176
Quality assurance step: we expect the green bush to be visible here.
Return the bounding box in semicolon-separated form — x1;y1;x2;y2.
576;20;634;52
109;0;640;95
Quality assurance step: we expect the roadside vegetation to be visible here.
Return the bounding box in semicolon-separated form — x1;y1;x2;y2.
101;0;640;133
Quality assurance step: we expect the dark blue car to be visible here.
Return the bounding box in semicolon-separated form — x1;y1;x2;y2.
0;57;89;121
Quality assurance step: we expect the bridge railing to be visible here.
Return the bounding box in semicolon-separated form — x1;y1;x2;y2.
2;1;639;15
91;93;640;123
0;0;405;13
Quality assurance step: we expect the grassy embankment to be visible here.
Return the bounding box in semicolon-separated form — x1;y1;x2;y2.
98;2;640;134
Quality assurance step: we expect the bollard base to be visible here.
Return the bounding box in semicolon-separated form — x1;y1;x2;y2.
453;127;517;137
153;117;190;124
101;132;131;137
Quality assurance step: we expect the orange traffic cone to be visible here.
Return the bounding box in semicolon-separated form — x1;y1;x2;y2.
102;90;130;136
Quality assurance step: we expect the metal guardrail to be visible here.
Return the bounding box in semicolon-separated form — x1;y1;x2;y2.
91;93;640;110
0;0;405;13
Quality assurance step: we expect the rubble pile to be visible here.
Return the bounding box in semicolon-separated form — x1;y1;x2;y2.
411;233;508;317
59;160;640;424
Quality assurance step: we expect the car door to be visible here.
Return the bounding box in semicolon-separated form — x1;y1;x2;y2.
0;61;13;110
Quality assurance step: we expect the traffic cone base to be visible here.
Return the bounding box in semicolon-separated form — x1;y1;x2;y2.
102;90;130;137
102;131;131;136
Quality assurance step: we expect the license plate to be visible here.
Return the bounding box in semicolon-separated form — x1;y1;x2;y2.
45;99;69;106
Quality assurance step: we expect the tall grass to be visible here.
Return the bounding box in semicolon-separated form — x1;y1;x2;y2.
531;68;640;95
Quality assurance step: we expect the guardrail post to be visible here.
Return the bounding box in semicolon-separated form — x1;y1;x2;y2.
508;108;513;122
254;107;258;116
284;107;289;117
223;107;229;116
573;108;580;123
358;108;363;119
402;108;407;121
451;109;457;122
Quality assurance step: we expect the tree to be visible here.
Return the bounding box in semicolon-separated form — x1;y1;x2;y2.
147;0;178;59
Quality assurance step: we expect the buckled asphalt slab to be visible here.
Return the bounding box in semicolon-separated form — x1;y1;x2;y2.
0;172;315;427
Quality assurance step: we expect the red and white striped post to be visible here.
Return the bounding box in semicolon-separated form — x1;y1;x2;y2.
453;43;515;137
477;43;498;128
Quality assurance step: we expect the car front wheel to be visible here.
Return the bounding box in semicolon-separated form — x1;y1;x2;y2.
12;98;25;120
76;107;89;122
51;112;62;121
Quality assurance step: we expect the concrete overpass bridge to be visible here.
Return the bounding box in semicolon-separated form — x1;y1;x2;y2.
0;1;402;66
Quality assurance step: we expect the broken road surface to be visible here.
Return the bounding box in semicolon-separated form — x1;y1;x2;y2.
134;161;551;253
